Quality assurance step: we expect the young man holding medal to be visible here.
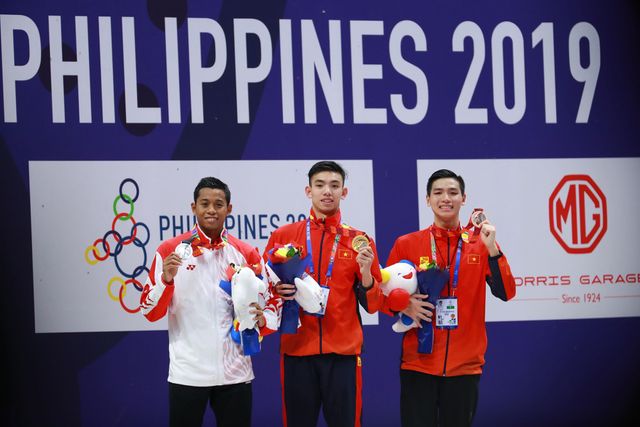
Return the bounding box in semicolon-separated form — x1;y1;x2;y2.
263;161;383;427
385;169;516;427
139;177;276;427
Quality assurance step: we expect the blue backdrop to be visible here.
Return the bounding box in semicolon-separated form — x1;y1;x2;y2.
1;1;639;426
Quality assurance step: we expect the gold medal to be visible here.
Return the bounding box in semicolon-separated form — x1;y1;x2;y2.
351;235;370;251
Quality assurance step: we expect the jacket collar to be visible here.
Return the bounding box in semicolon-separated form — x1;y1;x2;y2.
429;222;462;239
194;222;227;249
309;208;342;229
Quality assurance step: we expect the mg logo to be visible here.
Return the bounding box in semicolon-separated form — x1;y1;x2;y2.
548;175;607;254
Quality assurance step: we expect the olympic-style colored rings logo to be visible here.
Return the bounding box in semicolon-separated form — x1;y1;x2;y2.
84;178;149;314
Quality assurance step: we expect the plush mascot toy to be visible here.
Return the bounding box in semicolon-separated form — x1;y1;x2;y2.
265;263;323;314
219;265;266;356
265;243;324;333
381;259;449;353
232;267;267;331
380;260;420;332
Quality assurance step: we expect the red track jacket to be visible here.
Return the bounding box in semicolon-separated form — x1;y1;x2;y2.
386;225;516;376
264;209;383;356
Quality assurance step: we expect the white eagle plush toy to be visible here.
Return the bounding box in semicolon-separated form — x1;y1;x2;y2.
265;263;324;314
231;266;267;331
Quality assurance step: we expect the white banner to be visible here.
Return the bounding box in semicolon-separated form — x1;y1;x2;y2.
417;158;640;321
29;160;377;333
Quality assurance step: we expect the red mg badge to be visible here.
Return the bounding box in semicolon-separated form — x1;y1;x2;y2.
548;174;607;254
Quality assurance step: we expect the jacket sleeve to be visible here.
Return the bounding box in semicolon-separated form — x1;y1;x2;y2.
139;250;175;322
355;237;383;313
244;246;280;336
386;239;403;266
260;284;282;336
260;232;283;334
378;238;403;316
485;245;516;301
262;232;276;265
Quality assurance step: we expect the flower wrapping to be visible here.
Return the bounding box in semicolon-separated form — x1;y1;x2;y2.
266;244;311;334
415;266;449;354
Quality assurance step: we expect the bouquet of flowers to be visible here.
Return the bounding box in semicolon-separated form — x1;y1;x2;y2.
266;244;323;334
380;260;420;333
415;260;449;354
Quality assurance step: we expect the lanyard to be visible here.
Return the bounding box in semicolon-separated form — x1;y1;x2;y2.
430;229;463;291
306;219;341;280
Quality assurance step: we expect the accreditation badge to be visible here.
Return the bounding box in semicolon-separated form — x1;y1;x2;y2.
306;285;330;317
435;297;459;329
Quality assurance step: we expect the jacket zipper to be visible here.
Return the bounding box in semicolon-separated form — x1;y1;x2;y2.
317;224;326;354
442;235;451;377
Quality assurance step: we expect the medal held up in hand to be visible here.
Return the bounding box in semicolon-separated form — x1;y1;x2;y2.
351;234;370;251
175;241;193;260
471;209;487;228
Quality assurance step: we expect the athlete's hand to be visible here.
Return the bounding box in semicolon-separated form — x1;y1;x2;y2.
250;303;266;328
479;221;500;257
162;253;182;283
274;282;297;300
356;246;375;288
402;293;435;325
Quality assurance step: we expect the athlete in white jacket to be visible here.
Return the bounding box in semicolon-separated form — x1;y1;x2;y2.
140;177;278;427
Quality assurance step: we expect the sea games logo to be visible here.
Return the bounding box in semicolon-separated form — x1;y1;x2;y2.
549;174;607;254
83;178;150;314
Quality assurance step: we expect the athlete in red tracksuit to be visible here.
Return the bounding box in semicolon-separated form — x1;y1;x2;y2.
385;169;516;427
264;161;383;427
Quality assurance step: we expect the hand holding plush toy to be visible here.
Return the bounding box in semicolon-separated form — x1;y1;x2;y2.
265;262;323;314
218;264;266;356
380;260;421;333
231;266;267;331
266;243;324;333
381;259;449;353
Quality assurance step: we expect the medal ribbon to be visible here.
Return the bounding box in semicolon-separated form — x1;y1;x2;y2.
190;225;228;256
306;218;341;280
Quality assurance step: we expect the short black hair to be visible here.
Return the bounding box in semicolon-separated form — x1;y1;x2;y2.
427;169;465;195
194;177;231;204
307;161;346;184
